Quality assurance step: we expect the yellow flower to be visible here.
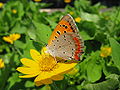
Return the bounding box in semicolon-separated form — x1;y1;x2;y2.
100;47;112;57
75;17;81;23
69;11;74;15
67;67;79;75
0;59;5;69
12;9;17;14
0;2;4;8
3;34;21;44
64;0;71;3
34;0;42;2
16;47;77;86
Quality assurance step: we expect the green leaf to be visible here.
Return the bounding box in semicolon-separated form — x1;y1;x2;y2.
8;72;21;89
14;40;26;49
41;85;51;90
11;23;27;34
23;38;36;58
81;12;99;23
80;31;93;40
17;1;24;20
86;51;102;82
27;26;37;41
109;38;120;69
45;17;57;29
103;61;120;76
80;21;96;37
83;74;119;90
33;21;52;44
66;86;77;90
25;81;34;88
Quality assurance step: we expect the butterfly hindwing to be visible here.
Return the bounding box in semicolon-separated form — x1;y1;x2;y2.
47;33;84;60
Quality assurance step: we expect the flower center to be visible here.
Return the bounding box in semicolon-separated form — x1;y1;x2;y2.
39;54;57;71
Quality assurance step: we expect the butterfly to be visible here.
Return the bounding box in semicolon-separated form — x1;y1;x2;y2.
46;14;84;61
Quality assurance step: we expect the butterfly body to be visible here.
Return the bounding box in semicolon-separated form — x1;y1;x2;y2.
46;14;84;61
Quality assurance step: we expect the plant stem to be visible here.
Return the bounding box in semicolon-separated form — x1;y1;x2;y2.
13;44;23;57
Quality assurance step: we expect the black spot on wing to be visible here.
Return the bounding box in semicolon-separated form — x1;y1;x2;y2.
59;46;61;48
64;31;66;33
55;36;57;38
63;52;65;54
65;26;68;29
57;31;60;35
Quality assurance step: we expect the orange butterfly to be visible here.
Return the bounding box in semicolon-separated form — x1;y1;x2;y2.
46;14;84;61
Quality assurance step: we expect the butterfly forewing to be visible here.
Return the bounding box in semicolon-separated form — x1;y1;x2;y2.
48;14;80;45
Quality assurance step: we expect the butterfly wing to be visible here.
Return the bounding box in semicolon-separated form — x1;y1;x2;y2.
47;33;84;60
47;14;84;60
48;14;80;45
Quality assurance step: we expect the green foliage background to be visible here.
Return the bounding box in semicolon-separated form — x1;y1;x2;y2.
0;0;120;89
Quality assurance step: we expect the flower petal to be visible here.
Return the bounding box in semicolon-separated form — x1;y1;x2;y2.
35;79;53;86
3;37;13;44
35;81;43;86
16;67;40;75
20;58;39;68
52;63;77;75
19;74;38;78
30;49;42;62
34;72;53;82
51;75;64;80
41;79;53;84
12;34;21;41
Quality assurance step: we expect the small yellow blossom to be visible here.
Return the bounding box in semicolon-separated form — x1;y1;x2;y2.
0;2;4;8
67;68;79;75
3;34;21;44
64;0;71;3
100;47;112;57
75;17;81;23
16;47;77;86
69;11;74;15
0;59;5;69
34;0;42;2
12;9;17;14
